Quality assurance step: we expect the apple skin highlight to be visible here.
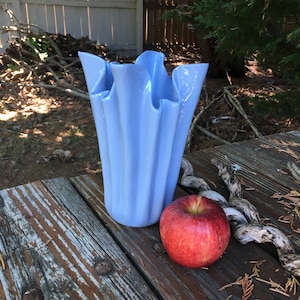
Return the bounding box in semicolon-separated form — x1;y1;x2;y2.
159;195;231;268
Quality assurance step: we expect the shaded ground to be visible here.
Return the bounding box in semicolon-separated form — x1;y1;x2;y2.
0;43;299;190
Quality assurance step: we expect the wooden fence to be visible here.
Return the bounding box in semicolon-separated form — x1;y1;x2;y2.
143;0;199;49
0;0;198;56
0;0;143;56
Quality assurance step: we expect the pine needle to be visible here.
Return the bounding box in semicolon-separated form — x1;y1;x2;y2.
250;260;265;277
0;252;5;269
255;277;290;296
272;190;300;233
285;275;300;296
219;263;299;298
219;273;254;299
241;274;254;300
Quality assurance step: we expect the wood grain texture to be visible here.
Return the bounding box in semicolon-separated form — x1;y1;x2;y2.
0;0;138;55
0;131;299;299
70;174;294;299
186;131;300;245
0;179;158;299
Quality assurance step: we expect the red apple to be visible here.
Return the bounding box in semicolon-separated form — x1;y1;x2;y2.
159;195;230;268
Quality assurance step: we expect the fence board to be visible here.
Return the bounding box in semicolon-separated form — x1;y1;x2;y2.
143;0;199;49
52;5;65;34
0;0;140;56
65;6;85;37
1;0;198;56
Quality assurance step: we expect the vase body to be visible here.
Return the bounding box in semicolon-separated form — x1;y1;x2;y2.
79;50;208;227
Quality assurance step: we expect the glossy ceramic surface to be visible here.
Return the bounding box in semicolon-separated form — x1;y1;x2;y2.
79;50;208;227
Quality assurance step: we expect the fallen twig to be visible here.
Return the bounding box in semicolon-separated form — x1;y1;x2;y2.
0;80;89;99
185;85;264;152
223;88;263;139
30;83;89;99
185;84;211;152
0;7;97;100
197;125;232;145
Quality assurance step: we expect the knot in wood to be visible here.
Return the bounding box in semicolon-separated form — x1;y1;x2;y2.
94;258;114;276
22;288;44;300
152;241;163;252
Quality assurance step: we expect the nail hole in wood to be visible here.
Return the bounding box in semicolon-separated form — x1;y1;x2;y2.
94;258;114;276
22;288;44;300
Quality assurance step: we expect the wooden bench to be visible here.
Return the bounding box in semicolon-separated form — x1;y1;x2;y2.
0;131;299;299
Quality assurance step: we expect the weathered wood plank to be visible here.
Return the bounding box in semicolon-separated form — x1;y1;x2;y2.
1;131;298;299
0;179;158;299
71;174;295;299
71;175;203;299
201;131;300;192
186;131;300;247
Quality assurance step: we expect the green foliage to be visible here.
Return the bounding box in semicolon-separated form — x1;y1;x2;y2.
164;0;300;82
6;63;20;71
24;35;50;61
245;90;300;118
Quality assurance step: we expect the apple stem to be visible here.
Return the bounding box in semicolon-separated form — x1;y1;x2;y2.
181;157;300;277
189;196;203;214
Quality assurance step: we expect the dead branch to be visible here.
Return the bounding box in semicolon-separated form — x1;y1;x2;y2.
197;125;232;145
186;85;263;152
223;88;263;139
185;83;213;153
0;5;120;104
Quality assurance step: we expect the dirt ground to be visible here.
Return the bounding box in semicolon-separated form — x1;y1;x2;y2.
0;48;299;190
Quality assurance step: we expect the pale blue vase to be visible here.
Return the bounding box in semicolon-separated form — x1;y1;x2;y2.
79;50;208;227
